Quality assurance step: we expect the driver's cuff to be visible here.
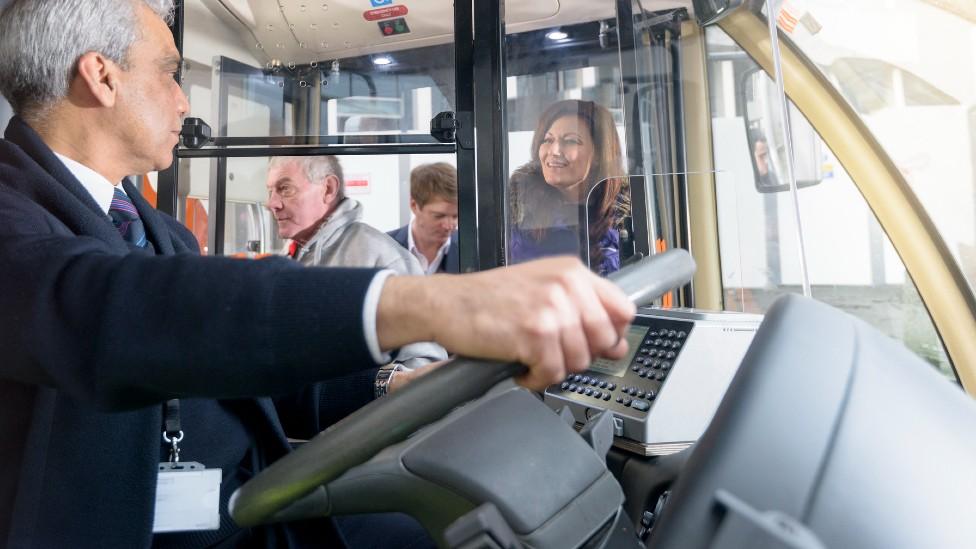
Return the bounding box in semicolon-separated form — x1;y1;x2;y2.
363;269;395;364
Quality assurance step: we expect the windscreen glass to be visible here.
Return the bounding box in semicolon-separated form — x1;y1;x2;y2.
769;0;976;306
706;22;954;381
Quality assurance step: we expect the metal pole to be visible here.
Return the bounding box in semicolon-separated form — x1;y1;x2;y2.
454;0;479;272
669;22;694;305
157;0;184;217
472;0;509;270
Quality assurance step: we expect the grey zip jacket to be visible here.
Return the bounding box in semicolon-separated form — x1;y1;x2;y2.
294;197;449;368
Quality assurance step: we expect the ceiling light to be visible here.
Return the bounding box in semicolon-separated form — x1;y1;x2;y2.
546;30;568;41
372;55;393;66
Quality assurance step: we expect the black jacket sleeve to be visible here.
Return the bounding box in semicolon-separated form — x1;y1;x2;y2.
0;185;382;411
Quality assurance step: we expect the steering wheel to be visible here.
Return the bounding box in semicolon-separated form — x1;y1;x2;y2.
229;249;696;527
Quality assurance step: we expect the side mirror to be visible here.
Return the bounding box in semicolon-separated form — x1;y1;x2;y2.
741;69;824;193
692;0;744;27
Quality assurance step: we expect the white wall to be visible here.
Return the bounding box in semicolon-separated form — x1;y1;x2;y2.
336;156;403;232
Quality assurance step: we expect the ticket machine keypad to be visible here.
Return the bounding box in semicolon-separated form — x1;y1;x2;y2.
551;318;693;416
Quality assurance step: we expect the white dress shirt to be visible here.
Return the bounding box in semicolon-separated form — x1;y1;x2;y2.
407;218;451;275
53;152;122;215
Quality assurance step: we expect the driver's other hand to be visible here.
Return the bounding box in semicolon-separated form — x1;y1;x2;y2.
377;257;635;392
387;359;449;395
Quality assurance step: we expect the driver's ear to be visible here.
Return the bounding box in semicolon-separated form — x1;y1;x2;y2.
73;52;120;108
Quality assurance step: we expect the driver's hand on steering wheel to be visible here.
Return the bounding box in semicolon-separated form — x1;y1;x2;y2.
376;257;635;391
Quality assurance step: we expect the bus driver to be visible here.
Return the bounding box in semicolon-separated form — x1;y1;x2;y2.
0;0;635;547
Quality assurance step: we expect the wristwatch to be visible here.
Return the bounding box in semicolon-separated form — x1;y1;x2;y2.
374;363;404;399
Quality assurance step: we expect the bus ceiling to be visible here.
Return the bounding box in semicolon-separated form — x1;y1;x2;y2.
203;0;699;65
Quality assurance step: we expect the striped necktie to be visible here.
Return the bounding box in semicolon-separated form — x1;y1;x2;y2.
108;187;149;248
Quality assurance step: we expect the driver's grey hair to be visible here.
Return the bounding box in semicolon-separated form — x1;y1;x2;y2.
0;0;175;121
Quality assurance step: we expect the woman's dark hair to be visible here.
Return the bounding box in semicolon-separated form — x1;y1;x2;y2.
512;99;629;269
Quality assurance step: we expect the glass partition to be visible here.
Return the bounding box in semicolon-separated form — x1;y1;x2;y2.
507;173;633;276
503;1;713;270
181;0;455;143
506;172;716;288
177;153;454;257
174;0;459;258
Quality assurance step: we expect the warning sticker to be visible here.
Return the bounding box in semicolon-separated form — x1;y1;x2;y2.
777;0;804;33
377;17;410;37
345;175;371;195
364;5;408;21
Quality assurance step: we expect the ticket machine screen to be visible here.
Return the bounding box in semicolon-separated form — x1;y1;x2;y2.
589;325;650;378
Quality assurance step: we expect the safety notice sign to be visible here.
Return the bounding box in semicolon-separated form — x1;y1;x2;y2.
364;5;408;21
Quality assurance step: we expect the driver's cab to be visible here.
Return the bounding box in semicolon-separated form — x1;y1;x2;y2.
144;0;976;546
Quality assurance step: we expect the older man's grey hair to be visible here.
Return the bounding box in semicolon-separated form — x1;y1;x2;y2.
270;156;347;201
0;0;175;122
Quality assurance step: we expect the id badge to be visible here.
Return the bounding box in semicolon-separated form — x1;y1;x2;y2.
152;462;222;533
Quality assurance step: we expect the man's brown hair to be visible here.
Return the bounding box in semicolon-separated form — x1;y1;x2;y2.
410;162;457;207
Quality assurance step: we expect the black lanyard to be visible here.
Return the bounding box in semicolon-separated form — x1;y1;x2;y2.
162;399;183;463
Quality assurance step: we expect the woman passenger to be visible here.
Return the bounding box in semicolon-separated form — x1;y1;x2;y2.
508;99;630;275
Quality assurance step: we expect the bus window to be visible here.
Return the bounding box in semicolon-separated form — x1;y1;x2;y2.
705;25;954;382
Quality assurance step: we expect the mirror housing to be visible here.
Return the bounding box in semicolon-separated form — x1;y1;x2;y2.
692;0;744;27
742;69;824;193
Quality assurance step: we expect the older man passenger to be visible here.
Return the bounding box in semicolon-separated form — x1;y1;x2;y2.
266;155;447;369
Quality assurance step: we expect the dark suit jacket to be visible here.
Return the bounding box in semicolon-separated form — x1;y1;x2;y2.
0;117;379;548
387;225;460;274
